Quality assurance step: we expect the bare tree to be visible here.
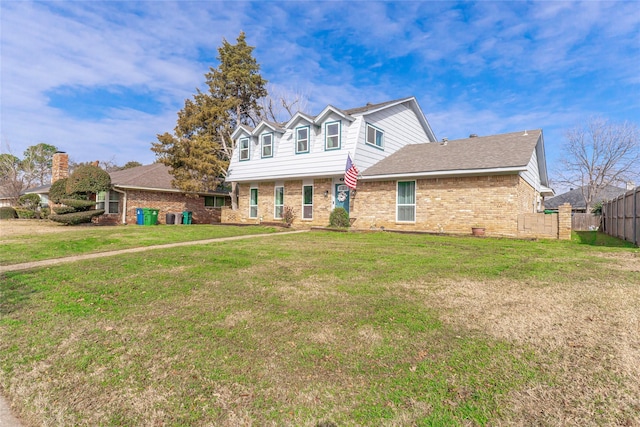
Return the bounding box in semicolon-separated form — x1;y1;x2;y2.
557;117;640;212
259;85;310;123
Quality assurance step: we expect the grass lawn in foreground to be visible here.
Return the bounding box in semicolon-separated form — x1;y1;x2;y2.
0;223;279;265
1;231;639;426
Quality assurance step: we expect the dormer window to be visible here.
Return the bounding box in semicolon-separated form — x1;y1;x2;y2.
325;121;341;150
239;137;250;161
261;133;273;158
366;123;384;149
296;126;310;154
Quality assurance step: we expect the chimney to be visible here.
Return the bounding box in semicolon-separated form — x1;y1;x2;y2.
51;152;69;184
91;160;99;167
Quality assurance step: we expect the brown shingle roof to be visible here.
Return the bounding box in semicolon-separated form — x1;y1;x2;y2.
344;97;412;115
110;163;175;190
362;130;542;177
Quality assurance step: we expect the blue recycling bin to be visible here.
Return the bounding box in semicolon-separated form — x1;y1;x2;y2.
136;208;144;225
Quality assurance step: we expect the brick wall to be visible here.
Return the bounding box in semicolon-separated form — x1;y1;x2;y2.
95;190;225;225
353;174;527;236
226;175;550;237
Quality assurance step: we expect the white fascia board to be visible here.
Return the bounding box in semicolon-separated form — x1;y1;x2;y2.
409;98;437;142
284;112;315;129
252;121;284;136
114;185;227;196
540;185;555;197
361;166;526;181
231;126;252;139
229;170;344;183
314;105;355;124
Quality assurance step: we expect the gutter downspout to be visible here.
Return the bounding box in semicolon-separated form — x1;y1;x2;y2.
112;187;127;225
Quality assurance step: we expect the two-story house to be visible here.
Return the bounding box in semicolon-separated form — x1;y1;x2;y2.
225;96;555;237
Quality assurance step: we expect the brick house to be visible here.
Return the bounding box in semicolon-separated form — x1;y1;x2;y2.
49;153;229;225
223;97;562;238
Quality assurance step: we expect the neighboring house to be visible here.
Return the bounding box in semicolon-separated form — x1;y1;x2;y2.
46;153;229;225
545;185;627;213
224;96;555;237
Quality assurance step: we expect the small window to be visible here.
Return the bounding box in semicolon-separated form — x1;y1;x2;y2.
274;186;284;219
239;137;250;161
261;133;273;158
302;185;313;219
249;188;258;218
296;126;310;154
397;181;416;222
96;191;120;214
204;196;226;208
325;121;341;150
366;123;384;148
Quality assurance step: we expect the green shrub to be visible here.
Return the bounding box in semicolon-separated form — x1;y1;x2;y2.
40;207;51;219
49;178;69;204
15;208;39;219
18;194;41;210
49;209;104;225
0;206;18;219
66;165;111;194
60;198;96;210
52;206;76;215
329;207;350;228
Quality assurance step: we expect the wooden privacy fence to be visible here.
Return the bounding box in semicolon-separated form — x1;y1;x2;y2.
571;213;602;231
602;186;639;246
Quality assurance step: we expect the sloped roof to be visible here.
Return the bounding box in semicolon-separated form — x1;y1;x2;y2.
110;163;176;190
344;97;413;115
362;130;541;178
545;185;627;209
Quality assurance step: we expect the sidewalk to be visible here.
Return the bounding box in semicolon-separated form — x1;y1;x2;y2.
0;229;308;425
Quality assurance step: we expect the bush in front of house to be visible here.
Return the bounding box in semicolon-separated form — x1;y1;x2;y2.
52;206;76;215
49;209;105;225
60;198;96;211
329;207;350;228
0;206;18;220
65;165;111;194
15;208;39;219
18;194;42;211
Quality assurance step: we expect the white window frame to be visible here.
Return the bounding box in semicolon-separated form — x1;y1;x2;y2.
261;133;273;158
325;121;341;150
249;188;258;218
96;190;120;214
274;186;284;219
239;137;250;161
366;123;384;149
296;126;310;154
396;181;416;223
302;185;313;220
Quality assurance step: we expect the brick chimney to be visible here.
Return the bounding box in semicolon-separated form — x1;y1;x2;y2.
51;152;69;184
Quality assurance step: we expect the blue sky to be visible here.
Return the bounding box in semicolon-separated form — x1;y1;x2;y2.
1;1;639;187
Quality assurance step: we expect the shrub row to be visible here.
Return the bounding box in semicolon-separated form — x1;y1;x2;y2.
0;207;18;220
48;209;105;225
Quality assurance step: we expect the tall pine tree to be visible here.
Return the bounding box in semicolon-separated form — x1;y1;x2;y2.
152;32;267;196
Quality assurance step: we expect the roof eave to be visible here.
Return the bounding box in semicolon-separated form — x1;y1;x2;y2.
361;166;527;181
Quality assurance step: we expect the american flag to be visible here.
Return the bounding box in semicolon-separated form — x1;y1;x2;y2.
344;154;359;190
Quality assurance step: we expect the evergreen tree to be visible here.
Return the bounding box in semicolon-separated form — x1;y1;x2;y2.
152;32;267;197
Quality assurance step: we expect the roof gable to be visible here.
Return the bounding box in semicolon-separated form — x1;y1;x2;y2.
231;124;253;140
253;120;285;135
285;112;315;129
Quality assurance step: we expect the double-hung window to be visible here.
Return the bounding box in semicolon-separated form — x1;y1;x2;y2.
96;191;120;214
296;126;310;154
274;186;284;219
325;121;341;150
239;137;250;161
249;188;258;218
366;123;384;149
302;185;313;219
261;133;273;158
397;181;416;222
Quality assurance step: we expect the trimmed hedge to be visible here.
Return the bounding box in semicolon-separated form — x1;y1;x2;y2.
60;198;96;210
18;194;41;210
0;207;18;220
49;178;69;204
52;206;76;215
15;208;39;219
49;209;105;225
66;165;111;194
329;207;350;228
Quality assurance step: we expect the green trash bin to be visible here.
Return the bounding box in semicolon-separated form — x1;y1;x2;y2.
143;208;159;225
182;211;192;225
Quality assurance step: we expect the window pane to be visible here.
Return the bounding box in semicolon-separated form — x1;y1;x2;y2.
275;205;283;219
250;206;258;218
250;189;258;205
96;191;106;202
376;130;383;146
303;186;313;204
109;201;119;213
215;197;225;207
303;205;313;219
367;126;375;144
96;201;105;210
398;182;415;204
398;206;415;222
275;187;283;205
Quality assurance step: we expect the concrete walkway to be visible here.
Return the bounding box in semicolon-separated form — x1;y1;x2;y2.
0;229;308;426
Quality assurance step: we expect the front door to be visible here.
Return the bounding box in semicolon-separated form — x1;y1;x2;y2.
335;184;350;214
